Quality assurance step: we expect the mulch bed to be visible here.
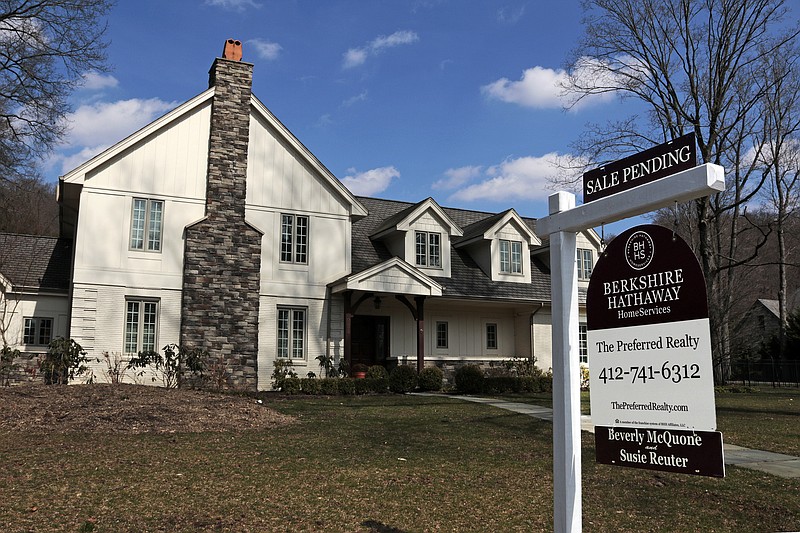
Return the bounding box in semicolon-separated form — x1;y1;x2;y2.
0;383;295;434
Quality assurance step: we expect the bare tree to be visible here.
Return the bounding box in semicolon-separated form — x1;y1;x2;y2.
759;46;800;357
0;0;112;183
563;0;800;381
0;176;58;235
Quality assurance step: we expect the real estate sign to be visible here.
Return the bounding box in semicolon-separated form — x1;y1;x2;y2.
587;224;724;477
583;133;697;203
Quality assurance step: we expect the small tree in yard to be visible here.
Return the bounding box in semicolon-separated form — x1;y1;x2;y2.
127;343;206;389
40;337;90;384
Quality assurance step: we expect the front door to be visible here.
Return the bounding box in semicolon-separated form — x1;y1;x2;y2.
351;315;390;367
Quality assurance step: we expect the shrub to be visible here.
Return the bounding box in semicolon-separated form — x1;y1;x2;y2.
338;378;355;395
455;364;483;394
282;377;301;394
366;365;389;380
418;366;443;391
301;378;321;394
353;378;372;395
126;344;207;389
389;365;418;393
319;378;339;395
1;345;21;386
368;377;389;393
270;359;298;391
41;338;90;385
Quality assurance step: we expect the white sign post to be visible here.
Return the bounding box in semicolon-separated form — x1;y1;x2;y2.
536;163;725;533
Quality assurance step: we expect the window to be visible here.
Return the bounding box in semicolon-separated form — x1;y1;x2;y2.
130;198;163;252
486;323;498;350
23;317;53;345
500;239;523;274
281;214;309;264
277;307;306;359
415;231;441;268
125;300;158;353
436;321;448;349
579;324;588;364
577;248;593;280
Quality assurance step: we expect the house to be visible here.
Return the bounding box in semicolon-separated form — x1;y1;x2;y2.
2;41;600;389
0;234;72;381
732;298;795;359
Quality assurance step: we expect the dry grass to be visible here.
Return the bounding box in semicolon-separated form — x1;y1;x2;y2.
0;385;798;532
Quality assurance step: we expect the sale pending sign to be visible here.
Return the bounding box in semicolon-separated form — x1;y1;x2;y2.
587;224;724;477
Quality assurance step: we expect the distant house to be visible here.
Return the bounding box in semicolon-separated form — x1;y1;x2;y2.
0;42;600;389
733;299;785;358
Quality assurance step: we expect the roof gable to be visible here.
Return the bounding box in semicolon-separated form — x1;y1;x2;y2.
332;257;443;296
371;197;463;240
455;208;539;248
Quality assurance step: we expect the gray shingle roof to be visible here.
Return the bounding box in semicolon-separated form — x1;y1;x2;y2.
0;234;72;292
353;197;552;302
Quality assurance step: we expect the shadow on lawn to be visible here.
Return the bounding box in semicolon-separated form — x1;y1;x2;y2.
361;519;408;532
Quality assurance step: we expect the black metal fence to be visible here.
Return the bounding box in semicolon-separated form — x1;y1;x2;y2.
727;359;800;387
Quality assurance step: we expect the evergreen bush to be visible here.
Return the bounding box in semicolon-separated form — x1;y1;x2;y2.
389;365;418;393
454;364;483;394
418;366;443;391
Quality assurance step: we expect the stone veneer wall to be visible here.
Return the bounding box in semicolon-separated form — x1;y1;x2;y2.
181;58;262;390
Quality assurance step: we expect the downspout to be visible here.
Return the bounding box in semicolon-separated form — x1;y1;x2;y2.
529;302;545;362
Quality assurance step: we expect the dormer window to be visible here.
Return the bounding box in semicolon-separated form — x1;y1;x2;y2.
577;248;593;280
415;231;441;268
500;239;522;274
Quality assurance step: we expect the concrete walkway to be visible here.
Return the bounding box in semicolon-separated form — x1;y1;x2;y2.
416;393;800;478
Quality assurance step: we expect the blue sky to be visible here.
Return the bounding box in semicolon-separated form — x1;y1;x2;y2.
47;0;642;229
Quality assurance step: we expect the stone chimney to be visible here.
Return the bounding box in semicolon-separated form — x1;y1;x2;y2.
181;41;263;390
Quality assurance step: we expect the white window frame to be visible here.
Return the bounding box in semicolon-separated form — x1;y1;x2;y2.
280;214;309;264
124;299;159;354
130;198;164;252
277;306;306;359
577;248;593;280
436;321;448;349
500;239;523;274
415;231;441;268
486;322;498;350
23;317;53;346
579;323;588;364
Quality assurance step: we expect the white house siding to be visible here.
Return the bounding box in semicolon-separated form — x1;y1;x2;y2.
0;293;68;353
257;295;328;390
532;308;554;370
70;283;182;383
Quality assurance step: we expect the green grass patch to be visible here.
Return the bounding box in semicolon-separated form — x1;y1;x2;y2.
1;394;798;531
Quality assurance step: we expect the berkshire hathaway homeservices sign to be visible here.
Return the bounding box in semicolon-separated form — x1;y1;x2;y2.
587;224;724;477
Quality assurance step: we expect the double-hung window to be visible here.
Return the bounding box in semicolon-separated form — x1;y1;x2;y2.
281;214;309;264
577;248;593;280
125;299;158;354
277;307;306;359
579;324;588;364
23;317;53;345
436;321;448;349
500;239;523;274
415;231;441;268
486;323;498;350
130;198;163;252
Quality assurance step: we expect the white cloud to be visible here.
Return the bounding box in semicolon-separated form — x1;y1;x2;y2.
448;153;584;202
81;71;119;90
248;38;282;60
481;56;623;111
432;165;482;190
343;30;419;69
497;5;526;24
63;98;178;149
341;166;399;196
204;0;261;11
341;90;368;107
56;145;110;175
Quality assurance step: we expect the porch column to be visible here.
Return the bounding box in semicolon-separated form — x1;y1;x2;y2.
344;292;353;368
415;296;425;373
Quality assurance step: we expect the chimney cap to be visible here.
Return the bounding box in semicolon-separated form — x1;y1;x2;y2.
222;39;243;61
